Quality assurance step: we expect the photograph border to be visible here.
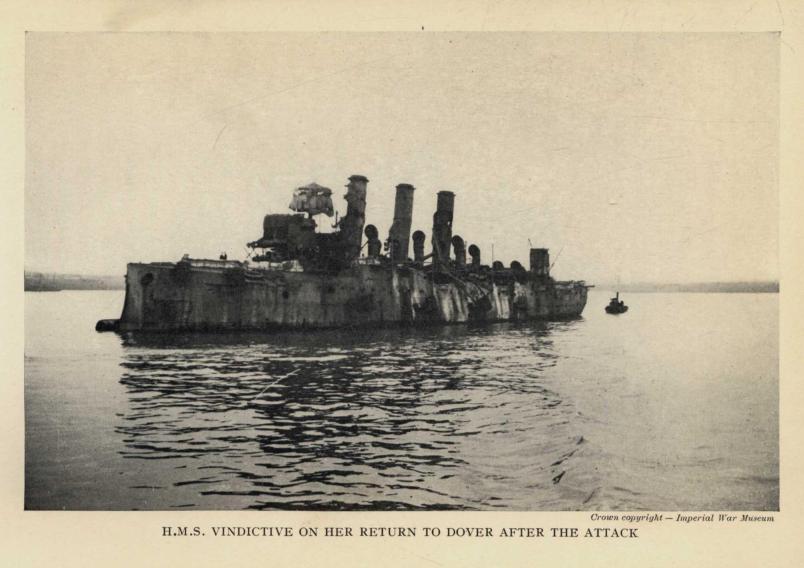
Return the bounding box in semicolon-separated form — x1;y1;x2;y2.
3;1;802;566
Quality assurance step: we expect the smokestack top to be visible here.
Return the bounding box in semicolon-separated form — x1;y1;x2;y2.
436;191;455;208
347;174;369;184
435;191;455;215
396;183;415;191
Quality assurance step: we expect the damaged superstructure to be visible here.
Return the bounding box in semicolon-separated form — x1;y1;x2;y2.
101;175;589;332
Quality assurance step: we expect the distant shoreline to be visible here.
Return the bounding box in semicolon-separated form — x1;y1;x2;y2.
595;282;779;294
24;271;778;294
24;271;124;292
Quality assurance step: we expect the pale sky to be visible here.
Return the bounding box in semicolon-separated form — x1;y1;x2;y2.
25;32;778;283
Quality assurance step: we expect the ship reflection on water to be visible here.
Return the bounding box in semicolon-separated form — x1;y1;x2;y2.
115;322;579;510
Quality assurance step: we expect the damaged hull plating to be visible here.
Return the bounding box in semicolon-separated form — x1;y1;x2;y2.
118;260;588;332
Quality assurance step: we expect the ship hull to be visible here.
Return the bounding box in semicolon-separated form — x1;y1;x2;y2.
117;261;588;332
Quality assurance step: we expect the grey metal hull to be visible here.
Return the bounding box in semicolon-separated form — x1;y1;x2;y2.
117;260;588;332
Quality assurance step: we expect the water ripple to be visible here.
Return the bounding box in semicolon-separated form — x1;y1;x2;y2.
114;322;584;509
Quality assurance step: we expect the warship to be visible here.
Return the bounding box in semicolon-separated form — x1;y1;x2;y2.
96;175;590;332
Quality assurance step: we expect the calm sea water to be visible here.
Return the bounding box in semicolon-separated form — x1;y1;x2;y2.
24;290;778;511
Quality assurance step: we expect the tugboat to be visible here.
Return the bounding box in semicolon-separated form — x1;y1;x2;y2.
605;292;628;314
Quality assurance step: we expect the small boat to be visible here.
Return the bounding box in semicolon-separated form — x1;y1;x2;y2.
605;292;628;314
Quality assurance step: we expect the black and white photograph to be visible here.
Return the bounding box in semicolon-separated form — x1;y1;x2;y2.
23;31;779;513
